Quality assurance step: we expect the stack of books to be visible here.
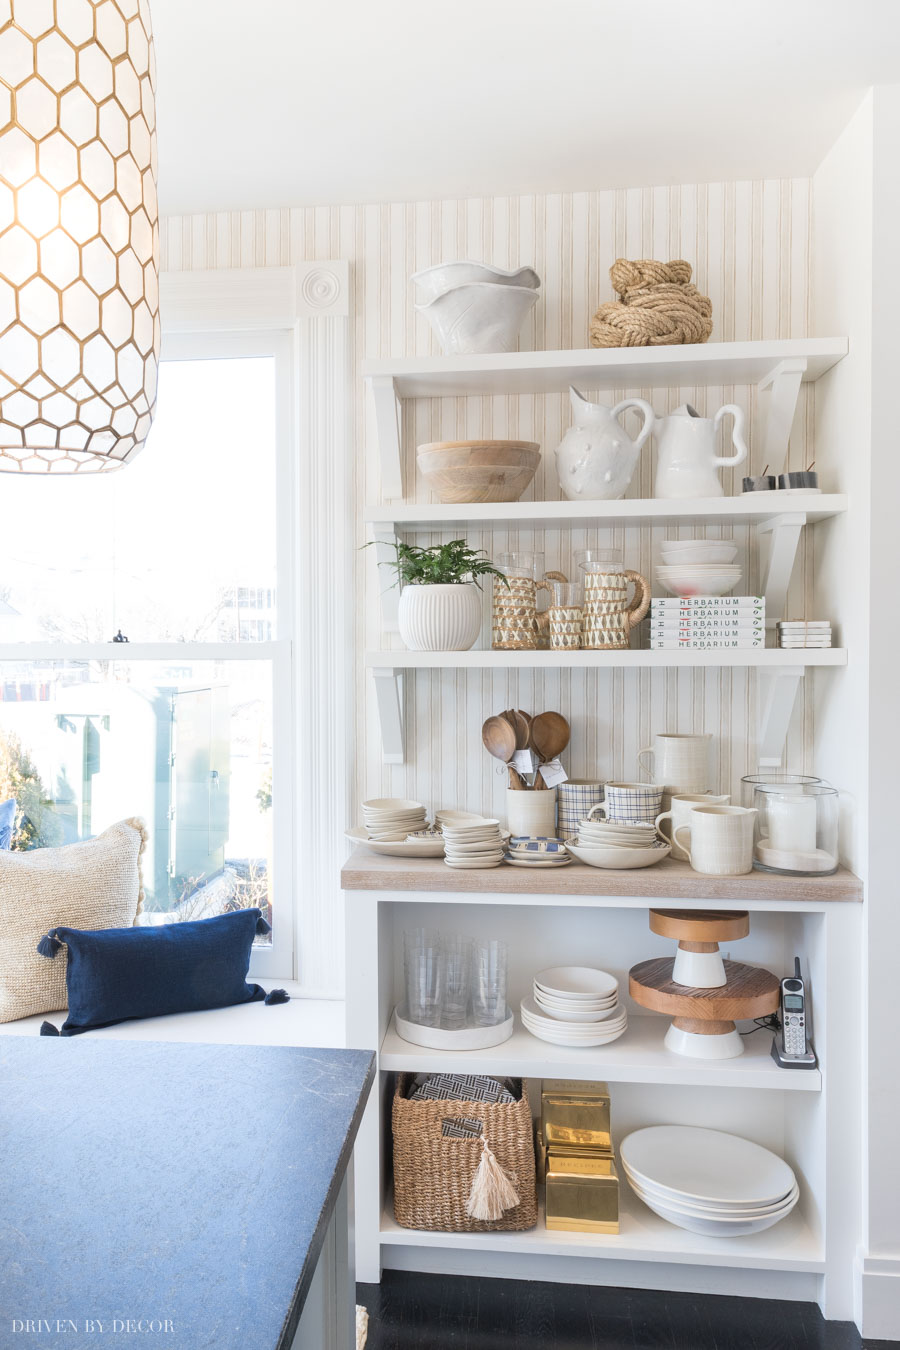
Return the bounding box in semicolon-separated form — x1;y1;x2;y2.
649;596;766;650
776;620;832;649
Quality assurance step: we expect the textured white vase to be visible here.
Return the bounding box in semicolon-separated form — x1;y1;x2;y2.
397;584;482;651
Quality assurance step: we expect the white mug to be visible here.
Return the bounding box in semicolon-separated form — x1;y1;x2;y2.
675;804;757;876
638;733;711;793
655;793;731;861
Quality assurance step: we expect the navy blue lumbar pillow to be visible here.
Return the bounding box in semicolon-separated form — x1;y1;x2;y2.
0;797;16;850
36;908;288;1036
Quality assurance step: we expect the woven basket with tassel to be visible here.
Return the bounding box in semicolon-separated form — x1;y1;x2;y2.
391;1073;537;1232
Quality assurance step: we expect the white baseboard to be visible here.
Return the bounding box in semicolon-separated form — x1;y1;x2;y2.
856;1251;900;1340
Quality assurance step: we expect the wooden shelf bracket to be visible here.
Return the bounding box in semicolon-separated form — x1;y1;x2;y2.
757;357;807;480
371;667;405;764
757;665;805;768
756;512;806;627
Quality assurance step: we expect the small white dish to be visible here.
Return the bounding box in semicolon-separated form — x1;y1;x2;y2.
627;1179;798;1237
533;998;621;1024
504;854;571;868
534;967;619;999
444;856;504;869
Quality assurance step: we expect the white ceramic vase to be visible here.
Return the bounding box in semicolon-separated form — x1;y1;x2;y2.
397;583;481;651
415;283;539;354
506;787;557;839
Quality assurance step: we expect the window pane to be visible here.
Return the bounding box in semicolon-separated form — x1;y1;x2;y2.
0;356;277;643
0;658;274;942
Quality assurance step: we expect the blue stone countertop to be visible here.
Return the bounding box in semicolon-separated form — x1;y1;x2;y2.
0;1037;375;1350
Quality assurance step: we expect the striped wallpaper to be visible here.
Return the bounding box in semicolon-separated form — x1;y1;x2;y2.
161;181;816;837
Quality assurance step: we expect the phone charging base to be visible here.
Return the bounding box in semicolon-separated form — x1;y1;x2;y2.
771;1037;818;1069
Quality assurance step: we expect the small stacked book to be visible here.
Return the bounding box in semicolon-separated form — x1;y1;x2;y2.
650;596;766;650
776;620;832;649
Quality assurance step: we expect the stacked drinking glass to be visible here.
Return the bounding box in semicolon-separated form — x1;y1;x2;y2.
403;929;508;1031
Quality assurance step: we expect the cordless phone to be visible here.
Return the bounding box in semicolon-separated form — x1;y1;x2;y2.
771;957;817;1069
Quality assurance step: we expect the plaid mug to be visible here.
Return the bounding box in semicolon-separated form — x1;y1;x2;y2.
557;780;604;837
589;781;664;825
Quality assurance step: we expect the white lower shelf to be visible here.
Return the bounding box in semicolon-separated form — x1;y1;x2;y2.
380;1189;824;1274
380;1012;821;1092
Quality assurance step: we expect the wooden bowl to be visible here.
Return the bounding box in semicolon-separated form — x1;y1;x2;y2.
416;440;541;503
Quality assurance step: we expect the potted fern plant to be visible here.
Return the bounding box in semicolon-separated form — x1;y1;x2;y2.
383;540;507;651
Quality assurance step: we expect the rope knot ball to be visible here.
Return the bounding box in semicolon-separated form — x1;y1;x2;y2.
590;258;713;348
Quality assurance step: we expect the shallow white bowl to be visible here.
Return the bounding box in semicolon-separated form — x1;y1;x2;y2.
534;998;621;1024
628;1180;798;1237
620;1126;797;1209
623;1166;800;1217
566;839;672;870
659;542;738;566
363;797;426;813
534;966;619;999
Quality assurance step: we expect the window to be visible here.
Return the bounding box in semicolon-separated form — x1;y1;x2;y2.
0;328;294;979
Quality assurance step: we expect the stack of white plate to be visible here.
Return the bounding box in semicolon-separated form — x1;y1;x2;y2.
504;836;571;869
520;966;627;1046
620;1125;800;1237
362;798;428;841
442;816;507;869
566;818;670;871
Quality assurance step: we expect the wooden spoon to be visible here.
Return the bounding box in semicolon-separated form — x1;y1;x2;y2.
531;711;571;787
481;715;516;766
511;710;530;750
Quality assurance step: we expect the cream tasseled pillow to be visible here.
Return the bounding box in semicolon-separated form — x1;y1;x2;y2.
0;818;147;1024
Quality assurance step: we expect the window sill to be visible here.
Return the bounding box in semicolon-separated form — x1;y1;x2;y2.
0;985;346;1048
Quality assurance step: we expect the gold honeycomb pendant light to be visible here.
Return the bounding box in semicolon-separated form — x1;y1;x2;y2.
0;0;158;472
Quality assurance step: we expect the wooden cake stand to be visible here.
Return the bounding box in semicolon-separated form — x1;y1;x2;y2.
630;909;779;1059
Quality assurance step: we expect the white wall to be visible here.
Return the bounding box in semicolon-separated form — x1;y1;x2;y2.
160;180;817;823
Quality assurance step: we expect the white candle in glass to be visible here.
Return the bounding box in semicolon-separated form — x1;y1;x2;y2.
766;794;818;853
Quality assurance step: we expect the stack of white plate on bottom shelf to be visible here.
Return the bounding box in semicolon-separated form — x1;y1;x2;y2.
442;817;507;869
620;1125;800;1237
520;966;627;1047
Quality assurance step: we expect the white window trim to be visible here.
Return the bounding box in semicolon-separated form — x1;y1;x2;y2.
0;264;351;994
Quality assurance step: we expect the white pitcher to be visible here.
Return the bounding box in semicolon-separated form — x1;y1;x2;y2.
555;386;654;501
653;403;748;499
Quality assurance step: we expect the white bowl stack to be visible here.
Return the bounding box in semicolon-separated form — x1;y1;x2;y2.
362;797;428;841
656;539;742;597
442;816;506;869
620;1125;800;1237
565;818;671;870
520;966;628;1046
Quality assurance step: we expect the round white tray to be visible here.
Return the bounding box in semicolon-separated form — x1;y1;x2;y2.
393;1005;514;1049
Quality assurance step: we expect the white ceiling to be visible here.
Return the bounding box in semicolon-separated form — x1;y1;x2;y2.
151;0;900;216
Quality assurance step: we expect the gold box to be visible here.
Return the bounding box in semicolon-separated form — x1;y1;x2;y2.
545;1153;619;1234
541;1079;611;1150
535;1124;547;1182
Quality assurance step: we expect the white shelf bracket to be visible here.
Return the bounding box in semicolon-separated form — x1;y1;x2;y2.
757;358;807;479
756;512;806;628
371;525;401;633
367;375;403;500
371;667;405;764
757;666;804;768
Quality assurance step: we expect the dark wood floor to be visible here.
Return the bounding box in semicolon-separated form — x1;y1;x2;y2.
358;1272;897;1349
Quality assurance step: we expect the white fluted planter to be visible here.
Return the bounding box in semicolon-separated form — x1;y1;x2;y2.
397;583;482;651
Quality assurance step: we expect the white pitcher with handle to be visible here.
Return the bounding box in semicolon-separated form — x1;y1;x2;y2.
555;386;654;501
653;403;748;499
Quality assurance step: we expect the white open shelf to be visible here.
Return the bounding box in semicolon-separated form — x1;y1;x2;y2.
362;337;847;397
365;492;848;533
363;337;848;497
379;1189;824;1274
380;1012;821;1092
366;648;846;670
